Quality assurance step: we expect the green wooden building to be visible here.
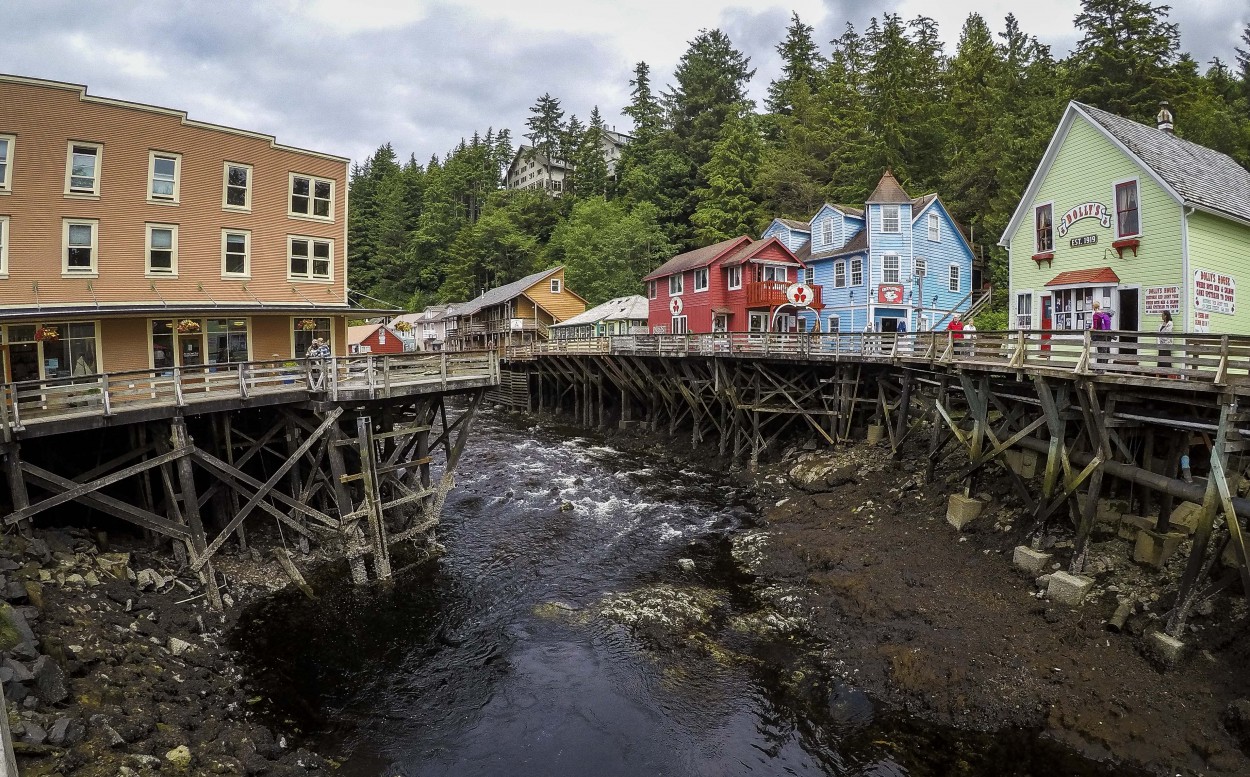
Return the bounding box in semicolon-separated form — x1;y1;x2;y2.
1003;101;1250;335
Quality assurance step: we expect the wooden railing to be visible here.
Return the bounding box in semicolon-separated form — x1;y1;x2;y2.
507;330;1250;390
0;351;500;434
744;280;823;309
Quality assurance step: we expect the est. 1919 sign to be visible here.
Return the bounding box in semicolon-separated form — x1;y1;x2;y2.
1069;235;1097;247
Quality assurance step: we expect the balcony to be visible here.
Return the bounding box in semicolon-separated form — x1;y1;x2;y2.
744;280;823;310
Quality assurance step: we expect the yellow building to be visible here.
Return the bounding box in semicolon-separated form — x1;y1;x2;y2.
444;267;587;350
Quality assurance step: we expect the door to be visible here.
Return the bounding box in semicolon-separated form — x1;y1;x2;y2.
748;312;768;333
9;343;39;383
878;317;899;333
1117;288;1139;357
1041;294;1053;351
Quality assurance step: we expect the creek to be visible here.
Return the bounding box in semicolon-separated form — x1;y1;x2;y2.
233;410;1144;776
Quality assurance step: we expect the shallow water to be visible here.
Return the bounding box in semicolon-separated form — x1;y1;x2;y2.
234;411;1144;776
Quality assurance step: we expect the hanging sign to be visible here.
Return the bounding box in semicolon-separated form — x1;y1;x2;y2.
1056;202;1111;237
785;282;814;307
1193;269;1235;315
877;284;905;304
1144;286;1180;314
668;295;683;316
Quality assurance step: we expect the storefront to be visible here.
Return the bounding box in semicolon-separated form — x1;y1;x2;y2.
1;321;99;383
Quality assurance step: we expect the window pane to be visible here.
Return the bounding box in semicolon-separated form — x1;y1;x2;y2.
312;241;328;259
68;247;92;267
69;224;92;246
291;240;309;257
312;260;329;277
227;187;247;206
314;180;331;199
0;139;7;163
154;157;175;176
291;195;309;213
150;228;172;249
313;199;330;217
152;180;174;197
228;167;248;187
150;250;172;269
292;177;310;196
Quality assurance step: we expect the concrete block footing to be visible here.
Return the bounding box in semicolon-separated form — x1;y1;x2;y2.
1013;546;1052;576
946;494;984;531
1047;571;1094;606
1148;631;1186;666
1117;514;1155;541
1133;530;1186;569
866;424;885;445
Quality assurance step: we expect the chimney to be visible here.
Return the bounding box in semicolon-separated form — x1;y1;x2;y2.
1157;100;1174;134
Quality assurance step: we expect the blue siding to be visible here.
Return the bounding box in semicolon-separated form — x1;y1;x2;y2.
763;220;810;253
910;201;975;330
810;205;862;253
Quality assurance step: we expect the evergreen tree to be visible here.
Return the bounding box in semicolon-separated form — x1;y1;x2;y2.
573;107;611;199
766;12;825;116
525;93;566;191
692;112;765;243
547;199;673;303
1070;0;1180;121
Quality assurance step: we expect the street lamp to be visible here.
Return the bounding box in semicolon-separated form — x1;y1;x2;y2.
914;256;927;330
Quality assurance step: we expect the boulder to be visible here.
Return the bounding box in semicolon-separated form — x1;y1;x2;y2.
32;655;68;704
48;716;85;746
1047;571;1094;606
168;637;194;657
787;457;859;493
1012;546;1052;576
166;744;193;770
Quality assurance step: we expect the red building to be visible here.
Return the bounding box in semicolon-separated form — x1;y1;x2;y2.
642;236;820;334
347;323;405;354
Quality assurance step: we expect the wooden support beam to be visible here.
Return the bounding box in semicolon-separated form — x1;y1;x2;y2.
356;415;391;580
170;419;222;610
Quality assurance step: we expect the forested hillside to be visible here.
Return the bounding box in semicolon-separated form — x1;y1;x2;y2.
347;1;1250;311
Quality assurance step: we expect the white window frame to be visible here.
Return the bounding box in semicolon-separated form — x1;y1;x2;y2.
671;315;688;334
287;235;333;281
883;254;900;284
148;151;181;204
834;261;846;288
727;265;742;290
288;172;334;221
821;219;833;247
914;256;927;277
1015;291;1034;329
62;218;99;276
826;315;840;333
669;273;684;296
693;267;709;292
222;229;251;278
851;258;863;286
1034;201;1054;254
881;204;900;233
65;141;103;197
803;267;814;285
927;212;940;242
550;277;562;293
647;279;657;299
948;263;960;293
0;216;8;276
145;223;178;277
0;134;13;193
762;265;788;283
1113;177;1142;239
223;162;252;212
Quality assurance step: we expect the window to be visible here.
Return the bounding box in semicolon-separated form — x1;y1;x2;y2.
145;224;178;276
803;267;814;285
914;256;927;277
821;220;833;246
1034;203;1053;253
948;263;960;293
222;230;250;277
1015;292;1033;329
289;173;333;219
550;277;562;293
207;319;250;364
693;267;708;291
0;135;13;192
827;315;840;333
761;265;787;283
148;151;181;203
0;216;7;274
882;204;900;233
293;317;331;357
669;273;684;295
224;163;252;210
1115;180;1140;238
551;179;563;193
62;219;97;275
727;265;742;290
647;280;657;299
928;212;940;241
37;322;98;379
671;315;688;334
834;261;846;288
883;254;900;283
65;142;102;195
851;259;863;286
288;236;332;280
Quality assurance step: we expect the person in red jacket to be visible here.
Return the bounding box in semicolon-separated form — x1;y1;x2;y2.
947;314;965;356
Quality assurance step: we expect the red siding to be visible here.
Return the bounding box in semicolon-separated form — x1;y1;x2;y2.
351;326;404;354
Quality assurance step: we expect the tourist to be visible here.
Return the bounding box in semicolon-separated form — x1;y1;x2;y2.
947;314;965;357
964;318;977;357
1091;301;1113;366
1157;310;1174;374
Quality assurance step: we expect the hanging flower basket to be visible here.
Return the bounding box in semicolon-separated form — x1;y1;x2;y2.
392;320;413;333
175;319;201;334
34;325;59;343
296;318;318;332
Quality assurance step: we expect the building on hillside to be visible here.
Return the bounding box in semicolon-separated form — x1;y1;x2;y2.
642;236;818;334
763;172;983;334
549;295;649;339
504;130;630;195
391;304;453;351
444;267;587;350
1003;101;1250;335
0;74;365;383
347;323;404;355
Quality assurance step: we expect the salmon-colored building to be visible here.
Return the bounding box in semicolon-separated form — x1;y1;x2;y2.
0;75;355;384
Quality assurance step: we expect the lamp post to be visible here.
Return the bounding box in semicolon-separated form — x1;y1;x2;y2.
914;256;926;330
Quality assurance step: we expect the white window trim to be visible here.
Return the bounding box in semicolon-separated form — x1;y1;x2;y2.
669;273;684;296
65;141;103;198
928;212;940;242
834;261;846;288
727;265;742;290
1112;176;1142;240
0;134;14;193
821;219;833;247
647;280;657;299
826;314;840;333
287;172;335;221
881;204;900;233
851;258;864;286
62;218;99;277
1015;290;1034;329
147;150;181;205
145;223;179;277
882;253;900;284
223;162;253;212
222;229;251;279
1034;200;1055;254
0;215;8;276
803;267;814;285
287;235;334;282
948;263;960;293
671;315;688;334
550;278;562;293
693;267;708;292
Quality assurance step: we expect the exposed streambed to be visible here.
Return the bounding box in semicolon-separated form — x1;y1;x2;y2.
233;410;1148;776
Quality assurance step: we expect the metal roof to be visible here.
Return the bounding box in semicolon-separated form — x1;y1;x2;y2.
453;267;565;316
550;295;649;329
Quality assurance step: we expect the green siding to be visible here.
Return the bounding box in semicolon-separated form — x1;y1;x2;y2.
1185;210;1250;334
1009;116;1183;326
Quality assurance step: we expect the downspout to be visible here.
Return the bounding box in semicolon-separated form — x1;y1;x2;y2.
1181;205;1194;332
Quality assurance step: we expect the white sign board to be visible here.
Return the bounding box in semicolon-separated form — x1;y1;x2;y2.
1144;285;1180;314
1193;269;1235;315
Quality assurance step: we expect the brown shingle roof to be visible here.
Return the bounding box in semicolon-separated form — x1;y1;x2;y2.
866;170;912;204
809;230;869;260
776;218;810;231
642;236;752;281
721;238;785;267
830;204;865;218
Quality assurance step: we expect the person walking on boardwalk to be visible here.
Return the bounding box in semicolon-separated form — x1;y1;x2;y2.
1157;310;1174;373
947;314;965;357
1091;301;1113;366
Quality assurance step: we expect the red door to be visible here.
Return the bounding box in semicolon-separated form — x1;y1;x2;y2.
1041;294;1053;351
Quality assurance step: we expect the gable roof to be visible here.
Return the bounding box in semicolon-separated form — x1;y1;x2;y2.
550;295;649;329
642;236;752;281
721;236;804;267
866;170;912;204
775;218;811;231
454;267;565;316
348;323;393;344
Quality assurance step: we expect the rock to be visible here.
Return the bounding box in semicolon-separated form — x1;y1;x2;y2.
1046;571;1094;606
0;603;37;656
558;501;575;513
23;539;51;563
32;655;69;704
1012;546;1052;576
22;581;43;609
1117;514;1155;541
1221;699;1250;753
90;714;126;746
946;494;984;530
1148;631;1187;666
21;721;47;745
136;569;170;591
4;658;34;683
169;637;194;656
96;552;132;579
166;744;194;770
48;716;85;746
677;558;695;573
787;456;858;493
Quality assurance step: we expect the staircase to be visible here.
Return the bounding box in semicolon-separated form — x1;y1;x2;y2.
929;286;993;330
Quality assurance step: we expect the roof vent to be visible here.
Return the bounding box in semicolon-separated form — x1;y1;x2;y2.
1156;100;1174;134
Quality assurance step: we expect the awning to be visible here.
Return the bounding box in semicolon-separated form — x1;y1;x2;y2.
711;307;734;315
1045;267;1120;287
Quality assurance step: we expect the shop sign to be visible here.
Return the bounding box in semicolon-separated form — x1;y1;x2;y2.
1195;311;1210;333
668;296;684;316
1069;235;1097;247
1144;286;1180;314
1193;269;1235;315
1056;202;1111;237
786;282;814;307
877;284;905;304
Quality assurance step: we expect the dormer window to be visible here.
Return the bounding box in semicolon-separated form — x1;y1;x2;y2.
928;212;940;241
821;220;833;246
881;205;900;233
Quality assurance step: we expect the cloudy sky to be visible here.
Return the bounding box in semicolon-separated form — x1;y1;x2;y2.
3;1;1245;166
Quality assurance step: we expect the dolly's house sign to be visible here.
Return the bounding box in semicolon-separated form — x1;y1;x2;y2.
1193;269;1235;315
1056;202;1112;237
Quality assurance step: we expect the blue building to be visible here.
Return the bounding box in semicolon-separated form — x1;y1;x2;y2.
763;171;984;333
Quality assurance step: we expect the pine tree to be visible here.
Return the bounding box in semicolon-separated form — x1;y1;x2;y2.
1070;0;1181;122
766;12;824;116
547;199;673;303
525;93;566;192
691;112;765;243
